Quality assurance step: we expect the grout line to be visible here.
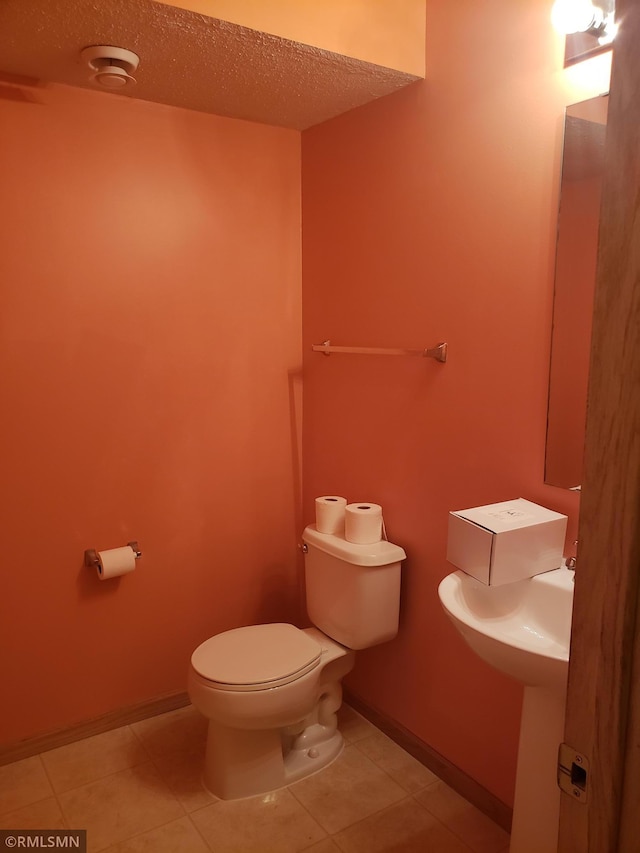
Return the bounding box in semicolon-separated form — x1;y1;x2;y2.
353;724;504;850
35;753;56;799
43;758;158;798
412;789;508;853
145;753;191;819
348;734;437;799
281;785;331;849
349;731;436;795
185;811;219;853
287;746;409;838
36;722;154;797
125;722;154;759
35;757;71;835
6;756;70;832
409;793;478;852
103;814;198;852
328;793;446;850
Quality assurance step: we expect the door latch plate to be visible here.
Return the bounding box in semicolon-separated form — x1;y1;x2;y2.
558;743;589;803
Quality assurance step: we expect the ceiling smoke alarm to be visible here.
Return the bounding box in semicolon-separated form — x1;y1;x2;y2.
81;45;140;89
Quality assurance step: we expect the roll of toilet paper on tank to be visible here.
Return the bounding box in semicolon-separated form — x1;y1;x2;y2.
315;495;347;534
96;546;137;580
344;503;383;544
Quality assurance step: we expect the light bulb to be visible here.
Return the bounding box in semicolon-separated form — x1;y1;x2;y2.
551;0;600;34
598;17;618;44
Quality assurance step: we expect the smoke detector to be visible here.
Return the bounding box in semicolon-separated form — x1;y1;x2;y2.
81;46;140;90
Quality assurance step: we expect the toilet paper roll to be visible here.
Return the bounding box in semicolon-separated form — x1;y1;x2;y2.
315;495;347;534
96;546;137;580
344;503;383;544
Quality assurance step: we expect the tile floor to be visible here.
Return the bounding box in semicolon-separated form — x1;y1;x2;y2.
0;704;510;853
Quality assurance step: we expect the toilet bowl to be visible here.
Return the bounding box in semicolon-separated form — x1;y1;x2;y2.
188;525;405;800
188;625;355;799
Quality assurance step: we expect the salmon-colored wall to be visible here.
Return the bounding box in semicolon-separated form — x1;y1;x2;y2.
301;1;608;806
0;84;301;745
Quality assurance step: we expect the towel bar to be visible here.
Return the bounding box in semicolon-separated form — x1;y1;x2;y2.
311;340;447;363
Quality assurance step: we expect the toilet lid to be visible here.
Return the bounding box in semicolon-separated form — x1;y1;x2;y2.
191;623;323;691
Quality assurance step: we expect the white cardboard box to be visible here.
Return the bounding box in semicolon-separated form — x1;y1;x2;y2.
446;498;567;586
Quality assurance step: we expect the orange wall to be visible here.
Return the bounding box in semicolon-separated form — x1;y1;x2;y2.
301;1;606;806
0;84;301;744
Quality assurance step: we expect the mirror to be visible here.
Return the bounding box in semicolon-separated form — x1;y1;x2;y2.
545;94;608;490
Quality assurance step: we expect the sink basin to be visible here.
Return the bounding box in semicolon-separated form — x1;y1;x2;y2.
438;566;574;690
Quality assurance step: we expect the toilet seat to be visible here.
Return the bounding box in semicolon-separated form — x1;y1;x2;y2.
191;623;322;692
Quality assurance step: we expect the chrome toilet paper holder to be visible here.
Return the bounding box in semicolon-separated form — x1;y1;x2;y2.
84;541;142;569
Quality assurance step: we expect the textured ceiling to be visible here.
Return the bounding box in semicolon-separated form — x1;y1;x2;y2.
0;0;419;130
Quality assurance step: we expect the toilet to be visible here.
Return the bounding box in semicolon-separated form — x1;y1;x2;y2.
187;524;406;800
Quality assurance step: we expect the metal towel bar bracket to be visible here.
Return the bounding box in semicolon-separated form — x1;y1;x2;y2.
312;340;447;363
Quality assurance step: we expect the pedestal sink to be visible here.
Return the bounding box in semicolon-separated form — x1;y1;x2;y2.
438;566;574;853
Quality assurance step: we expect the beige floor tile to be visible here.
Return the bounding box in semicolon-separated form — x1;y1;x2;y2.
0;796;66;830
131;706;207;759
355;731;439;793
289;745;405;835
304;840;342;853
444;807;510;853
336;706;377;744
415;780;472;823
0;756;53;815
104;816;209;852
333;797;473;853
416;782;509;853
153;750;217;813
58;762;184;852
41;726;150;793
191;787;326;853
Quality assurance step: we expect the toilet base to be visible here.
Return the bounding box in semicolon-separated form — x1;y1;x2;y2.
202;685;345;800
283;724;344;786
203;722;344;800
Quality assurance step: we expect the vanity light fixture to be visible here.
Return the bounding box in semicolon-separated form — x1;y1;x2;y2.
551;0;617;44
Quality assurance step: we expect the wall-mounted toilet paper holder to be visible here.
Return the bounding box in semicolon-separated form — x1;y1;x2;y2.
84;541;142;569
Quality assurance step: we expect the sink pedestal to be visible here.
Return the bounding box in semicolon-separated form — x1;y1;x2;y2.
510;685;566;853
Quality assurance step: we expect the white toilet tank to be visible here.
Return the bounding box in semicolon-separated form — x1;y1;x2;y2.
302;525;406;650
